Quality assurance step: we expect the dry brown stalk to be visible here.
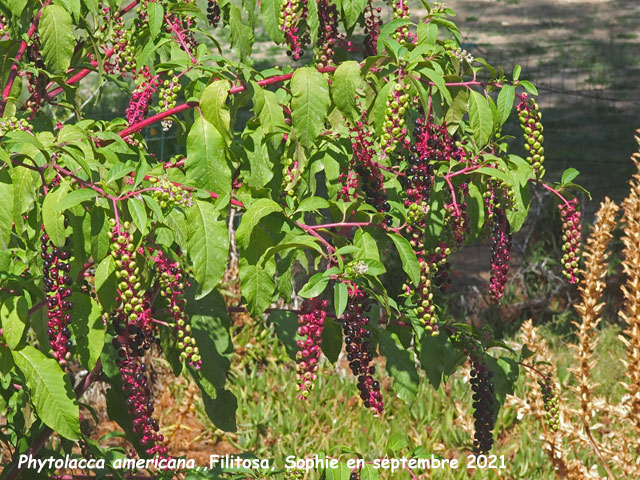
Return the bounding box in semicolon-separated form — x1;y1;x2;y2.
570;198;620;422
619;152;640;438
517;131;640;479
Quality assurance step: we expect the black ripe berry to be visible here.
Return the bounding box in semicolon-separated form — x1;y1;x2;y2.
470;358;497;454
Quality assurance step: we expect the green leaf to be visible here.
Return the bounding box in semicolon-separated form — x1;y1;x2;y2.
353;230;380;262
186;200;229;299
296;196;329;213
270;310;299;360
513;65;521;81
444;88;468;132
325;463;351;480
334;282;348;318
420;331;464;389
332;61;362;123
236;198;282;249
0;344;14;376
496;84;515;125
486;356;519;405
1;296;29;349
57;189;98;211
229;4;253;61
386;433;407;454
253;88;287;134
42;181;70;247
0;176;14;250
261;0;284;43
298;272;329;298
388;233;420;287
291;67;331;148
361;465;379;480
371;81;394;136
561;167;580;185
377;19;411;54
147;2;164;40
200;80;232;143
201;388;238;432
13;346;80;440
127;198;148;235
94;255;117;313
379;329;419;404
69;293;105;370
419;68;452;105
186;116;231;200
320;318;342;363
239;264;274;316
519;80;538;96
38;5;75;74
468;90;493;148
341;0;367;29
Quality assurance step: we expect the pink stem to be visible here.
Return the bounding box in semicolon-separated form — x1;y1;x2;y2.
0;1;51;115
165;15;197;64
538;180;571;207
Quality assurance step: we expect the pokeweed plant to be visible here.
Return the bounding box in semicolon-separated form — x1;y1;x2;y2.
0;0;585;477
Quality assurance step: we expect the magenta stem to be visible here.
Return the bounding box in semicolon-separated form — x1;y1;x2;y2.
0;1;51;115
538;181;571;207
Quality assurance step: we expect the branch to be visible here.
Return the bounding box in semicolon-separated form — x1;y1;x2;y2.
537;180;571;207
0;1;51;115
118;66;338;139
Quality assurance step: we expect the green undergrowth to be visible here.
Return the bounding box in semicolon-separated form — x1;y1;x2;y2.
180;316;627;479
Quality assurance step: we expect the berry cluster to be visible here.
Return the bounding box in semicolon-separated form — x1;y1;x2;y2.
282;158;300;203
24;37;47;115
0;14;9;40
315;0;340;68
538;375;560;432
349;117;390;218
337;168;359;202
207;0;221;27
118;358;168;456
483;177;515;226
279;0;309;60
0;117;33;135
363;3;382;56
158;73;181;130
108;220;155;351
559;198;581;284
107;10;134;75
126;69;160;126
41;228;74;364
391;0;415;44
349;472;361;480
382;80;410;155
517;93;545;179
165;12;198;57
489;208;511;301
150;176;194;209
153;251;201;369
295;298;328;399
469;358;497;454
342;286;383;414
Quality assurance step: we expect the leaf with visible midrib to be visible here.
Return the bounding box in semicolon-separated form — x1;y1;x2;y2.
468;90;493;147
39;5;75;74
332;61;362;123
13;346;80;440
186;200;229;299
186;116;231;200
42;181;70;247
388;233;420;286
240;264;274;316
291;68;330;148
